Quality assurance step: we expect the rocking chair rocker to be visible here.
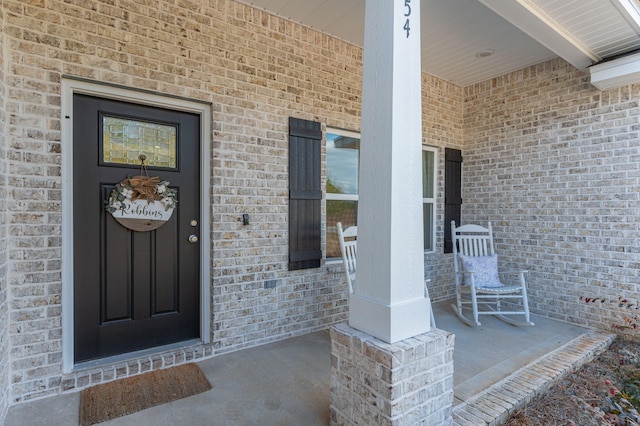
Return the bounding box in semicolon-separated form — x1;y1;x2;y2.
451;220;534;327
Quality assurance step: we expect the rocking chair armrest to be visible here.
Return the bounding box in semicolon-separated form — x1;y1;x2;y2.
455;271;478;290
456;271;476;281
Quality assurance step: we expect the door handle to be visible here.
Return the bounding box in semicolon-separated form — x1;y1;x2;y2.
188;235;198;244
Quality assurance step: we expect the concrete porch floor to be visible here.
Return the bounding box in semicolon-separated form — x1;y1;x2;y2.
5;300;615;426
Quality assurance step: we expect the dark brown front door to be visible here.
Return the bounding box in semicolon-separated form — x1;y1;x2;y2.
73;94;200;363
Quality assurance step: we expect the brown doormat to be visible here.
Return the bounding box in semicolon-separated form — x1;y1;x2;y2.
79;363;212;425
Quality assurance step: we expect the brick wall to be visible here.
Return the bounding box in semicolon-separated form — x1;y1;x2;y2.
0;0;463;405
202;2;365;351
463;58;640;333
422;74;464;302
4;0;358;402
4;0;635;410
0;3;9;421
330;324;454;425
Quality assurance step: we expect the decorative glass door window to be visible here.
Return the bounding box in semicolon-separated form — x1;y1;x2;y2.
102;116;177;168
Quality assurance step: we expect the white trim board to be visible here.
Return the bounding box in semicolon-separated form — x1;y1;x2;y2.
590;51;640;90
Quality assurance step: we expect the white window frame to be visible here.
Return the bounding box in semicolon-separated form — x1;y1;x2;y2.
423;145;438;253
326;127;360;261
326;127;360;207
325;130;437;256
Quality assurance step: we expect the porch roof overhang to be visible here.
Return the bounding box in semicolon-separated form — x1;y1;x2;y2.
240;0;640;89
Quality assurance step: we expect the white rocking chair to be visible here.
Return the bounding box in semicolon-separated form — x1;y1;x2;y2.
336;222;357;294
337;222;436;328
451;220;533;327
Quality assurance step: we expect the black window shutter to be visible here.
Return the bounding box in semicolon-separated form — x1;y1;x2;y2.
444;148;462;253
289;117;322;270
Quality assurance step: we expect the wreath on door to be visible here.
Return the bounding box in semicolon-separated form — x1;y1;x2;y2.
105;175;178;232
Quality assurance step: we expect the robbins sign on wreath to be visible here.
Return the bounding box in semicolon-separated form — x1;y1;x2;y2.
106;175;177;232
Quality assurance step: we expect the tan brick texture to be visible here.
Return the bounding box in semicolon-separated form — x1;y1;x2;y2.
3;0;634;415
0;0;463;407
463;58;640;334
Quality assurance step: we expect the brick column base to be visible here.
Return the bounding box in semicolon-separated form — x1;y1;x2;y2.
330;323;454;425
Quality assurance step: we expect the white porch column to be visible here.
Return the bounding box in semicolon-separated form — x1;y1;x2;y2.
350;0;431;343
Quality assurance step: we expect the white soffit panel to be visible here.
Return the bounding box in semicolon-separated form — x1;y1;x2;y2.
421;0;556;86
612;0;640;34
479;0;597;70
538;0;640;58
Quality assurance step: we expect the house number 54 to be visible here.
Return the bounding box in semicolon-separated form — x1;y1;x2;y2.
403;0;411;38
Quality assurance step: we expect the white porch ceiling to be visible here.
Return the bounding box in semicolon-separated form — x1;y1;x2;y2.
238;0;640;87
